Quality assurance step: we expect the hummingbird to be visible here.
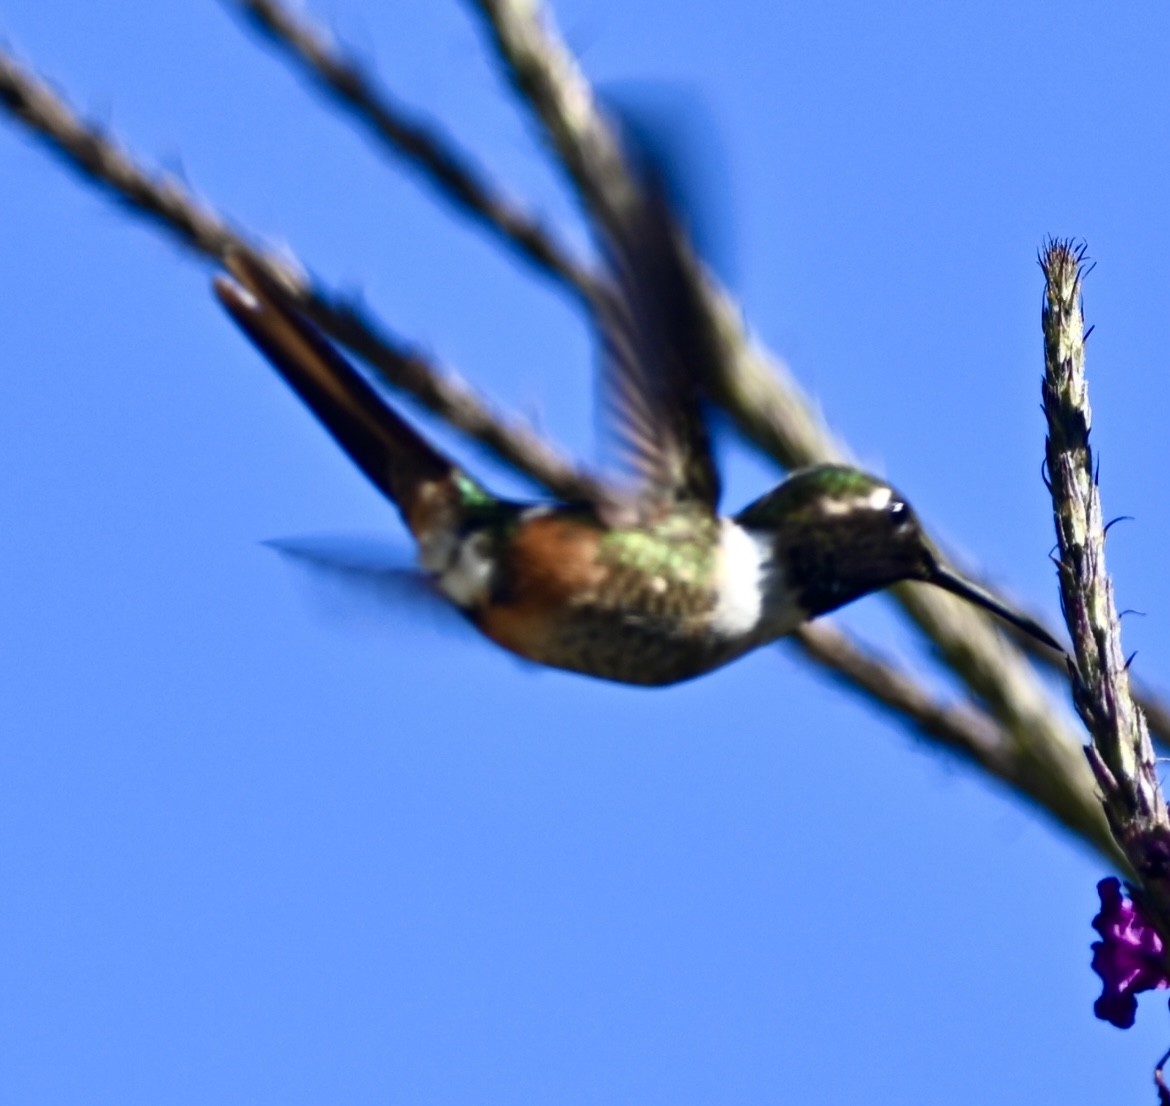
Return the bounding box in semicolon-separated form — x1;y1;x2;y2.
214;195;1059;686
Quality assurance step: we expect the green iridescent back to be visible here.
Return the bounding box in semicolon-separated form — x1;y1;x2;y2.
595;507;723;620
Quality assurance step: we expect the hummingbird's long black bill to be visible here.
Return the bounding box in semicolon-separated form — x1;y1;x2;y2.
929;564;1065;654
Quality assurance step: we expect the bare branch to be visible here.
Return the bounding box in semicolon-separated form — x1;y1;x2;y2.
229;0;1170;785
230;0;602;307
463;0;1094;824
1040;240;1170;898
237;0;1170;774
0;49;236;258
0;46;600;502
792;622;1121;864
467;0;638;229
463;2;847;462
0;33;1143;867
296;290;604;501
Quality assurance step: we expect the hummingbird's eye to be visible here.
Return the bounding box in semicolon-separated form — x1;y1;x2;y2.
887;499;912;531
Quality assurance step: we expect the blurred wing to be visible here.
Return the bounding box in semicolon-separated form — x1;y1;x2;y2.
598;150;722;519
265;535;472;636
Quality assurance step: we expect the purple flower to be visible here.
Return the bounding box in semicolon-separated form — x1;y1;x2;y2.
1091;877;1170;1029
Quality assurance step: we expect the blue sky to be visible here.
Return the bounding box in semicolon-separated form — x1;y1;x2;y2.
3;1;1170;1102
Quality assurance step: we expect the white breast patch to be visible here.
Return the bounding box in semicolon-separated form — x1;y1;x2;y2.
710;520;772;639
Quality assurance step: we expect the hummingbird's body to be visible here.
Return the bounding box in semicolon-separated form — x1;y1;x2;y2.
216;184;1059;685
418;496;792;686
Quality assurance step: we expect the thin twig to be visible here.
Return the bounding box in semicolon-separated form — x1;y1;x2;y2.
0;48;236;258
792;622;1121;863
230;0;602;307
468;0;638;229
0;47;600;503
1040;239;1170;903
298;291;604;500
463;3;848;460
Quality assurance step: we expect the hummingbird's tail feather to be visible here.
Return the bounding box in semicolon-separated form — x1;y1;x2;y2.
214;254;483;542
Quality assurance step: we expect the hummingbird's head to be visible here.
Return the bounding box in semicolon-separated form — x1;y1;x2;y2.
736;465;1062;650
